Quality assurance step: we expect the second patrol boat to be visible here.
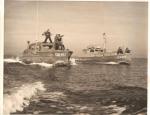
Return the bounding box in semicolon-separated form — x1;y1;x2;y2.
77;33;131;65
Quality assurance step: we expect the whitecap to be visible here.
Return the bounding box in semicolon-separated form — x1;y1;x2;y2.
3;82;46;115
103;104;126;115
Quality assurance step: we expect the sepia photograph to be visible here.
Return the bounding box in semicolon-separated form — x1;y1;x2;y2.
3;0;148;115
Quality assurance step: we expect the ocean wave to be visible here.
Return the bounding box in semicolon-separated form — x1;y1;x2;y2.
103;104;126;115
4;82;46;115
39;91;66;102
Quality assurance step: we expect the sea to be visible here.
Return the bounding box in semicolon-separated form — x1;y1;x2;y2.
4;57;147;115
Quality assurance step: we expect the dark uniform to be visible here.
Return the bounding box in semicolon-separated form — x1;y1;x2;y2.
117;47;123;54
42;29;52;43
125;48;131;53
54;34;65;50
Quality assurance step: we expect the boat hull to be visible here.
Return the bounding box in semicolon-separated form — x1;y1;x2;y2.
20;50;73;65
76;54;131;65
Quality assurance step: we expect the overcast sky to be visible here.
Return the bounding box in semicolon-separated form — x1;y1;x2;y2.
4;1;148;58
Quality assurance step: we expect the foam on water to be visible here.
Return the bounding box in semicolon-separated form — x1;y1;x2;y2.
30;62;53;68
4;82;46;115
97;61;119;65
4;57;53;68
4;57;23;64
106;62;119;65
39;91;66;102
4;57;77;68
55;60;65;64
54;58;77;66
103;104;126;115
70;58;77;65
73;113;90;115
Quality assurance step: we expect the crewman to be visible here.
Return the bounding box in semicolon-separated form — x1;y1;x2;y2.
42;29;52;43
117;47;123;54
57;34;64;41
57;34;65;50
54;34;65;50
125;47;131;53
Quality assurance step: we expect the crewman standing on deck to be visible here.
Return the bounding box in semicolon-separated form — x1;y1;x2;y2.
125;47;131;53
54;34;65;50
42;29;52;43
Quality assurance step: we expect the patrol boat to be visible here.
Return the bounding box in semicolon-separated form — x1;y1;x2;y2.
77;33;131;65
20;34;73;66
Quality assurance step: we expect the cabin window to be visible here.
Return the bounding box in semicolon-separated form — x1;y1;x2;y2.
55;53;66;56
90;49;94;52
95;48;101;51
100;49;103;52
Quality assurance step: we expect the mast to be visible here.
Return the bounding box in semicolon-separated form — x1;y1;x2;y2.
36;0;39;41
103;33;107;53
35;0;39;53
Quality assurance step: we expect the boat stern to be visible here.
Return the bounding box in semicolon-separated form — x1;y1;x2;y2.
117;53;132;65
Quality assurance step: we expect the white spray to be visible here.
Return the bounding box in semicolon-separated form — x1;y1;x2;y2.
4;57;53;68
70;58;77;65
3;82;46;115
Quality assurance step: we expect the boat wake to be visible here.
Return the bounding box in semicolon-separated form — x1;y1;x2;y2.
4;57;53;68
70;58;77;65
4;57;77;67
4;81;46;115
30;62;53;68
4;57;23;64
54;58;77;66
97;61;119;65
